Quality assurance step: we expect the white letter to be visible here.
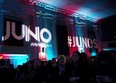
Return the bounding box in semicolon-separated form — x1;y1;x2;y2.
76;37;83;48
87;38;93;48
11;22;25;40
73;37;76;47
93;39;98;48
25;26;40;42
82;37;88;48
40;28;52;43
2;21;10;41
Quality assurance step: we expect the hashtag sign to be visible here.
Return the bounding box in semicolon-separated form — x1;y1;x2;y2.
68;36;72;47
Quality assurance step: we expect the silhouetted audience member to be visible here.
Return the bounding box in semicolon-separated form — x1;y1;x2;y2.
69;51;81;83
97;50;115;83
79;52;97;83
0;50;115;83
58;55;66;83
47;58;60;83
65;56;74;83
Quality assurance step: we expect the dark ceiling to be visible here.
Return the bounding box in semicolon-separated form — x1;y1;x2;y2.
38;0;116;21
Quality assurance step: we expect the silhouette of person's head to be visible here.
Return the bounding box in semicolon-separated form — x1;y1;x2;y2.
72;51;80;62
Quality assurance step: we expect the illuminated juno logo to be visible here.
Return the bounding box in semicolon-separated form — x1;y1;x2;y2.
2;21;52;43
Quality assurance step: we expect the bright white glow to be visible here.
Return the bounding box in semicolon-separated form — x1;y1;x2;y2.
78;47;84;53
25;26;40;42
40;28;52;43
39;43;47;60
22;25;52;43
24;25;28;42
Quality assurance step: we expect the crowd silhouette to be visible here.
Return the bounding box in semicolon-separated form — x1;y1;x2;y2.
0;50;116;83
